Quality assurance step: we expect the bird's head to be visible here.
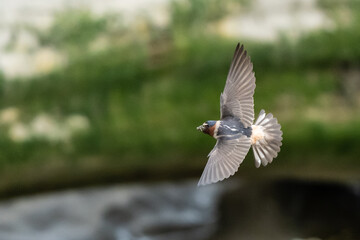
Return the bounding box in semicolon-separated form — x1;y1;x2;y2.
197;120;217;136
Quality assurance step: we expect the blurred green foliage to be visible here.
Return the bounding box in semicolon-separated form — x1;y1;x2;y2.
0;0;360;195
44;10;107;48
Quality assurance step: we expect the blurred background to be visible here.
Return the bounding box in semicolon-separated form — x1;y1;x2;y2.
0;0;359;239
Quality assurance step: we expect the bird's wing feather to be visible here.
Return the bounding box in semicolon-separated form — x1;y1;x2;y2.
220;43;256;127
198;136;251;186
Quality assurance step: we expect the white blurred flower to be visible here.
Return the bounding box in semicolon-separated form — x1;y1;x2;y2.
89;35;109;53
14;30;39;52
31;114;57;136
65;114;90;132
217;0;334;41
0;107;19;124
0;30;11;50
33;47;65;74
17;113;91;143
0;53;35;79
9;122;30;142
0;46;65;79
30;114;69;142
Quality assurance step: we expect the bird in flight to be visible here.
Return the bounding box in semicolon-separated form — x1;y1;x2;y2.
196;43;283;186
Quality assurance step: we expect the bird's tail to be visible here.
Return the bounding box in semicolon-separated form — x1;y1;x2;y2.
251;110;283;168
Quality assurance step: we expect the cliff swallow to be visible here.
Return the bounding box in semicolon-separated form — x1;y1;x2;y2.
197;43;283;186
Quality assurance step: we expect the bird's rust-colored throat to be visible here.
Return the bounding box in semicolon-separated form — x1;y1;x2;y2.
198;124;215;137
207;125;216;137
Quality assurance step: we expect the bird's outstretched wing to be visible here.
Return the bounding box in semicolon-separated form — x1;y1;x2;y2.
198;136;251;186
220;44;256;127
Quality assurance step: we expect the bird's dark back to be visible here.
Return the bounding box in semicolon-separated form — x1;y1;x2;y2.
217;117;252;139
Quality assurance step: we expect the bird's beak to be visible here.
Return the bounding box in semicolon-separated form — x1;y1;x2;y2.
197;125;205;132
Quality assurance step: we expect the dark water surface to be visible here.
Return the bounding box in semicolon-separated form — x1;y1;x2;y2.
0;178;359;240
212;178;360;240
